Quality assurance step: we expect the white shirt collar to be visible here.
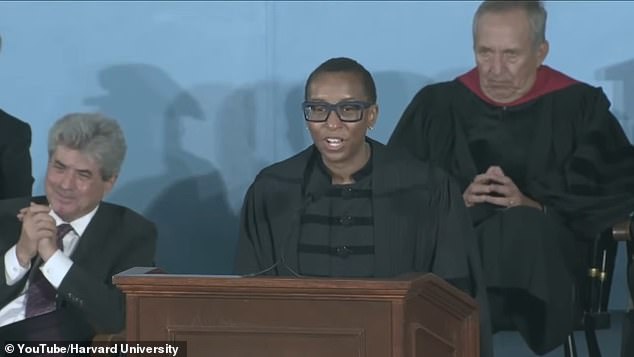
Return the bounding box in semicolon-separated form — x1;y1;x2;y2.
49;205;99;237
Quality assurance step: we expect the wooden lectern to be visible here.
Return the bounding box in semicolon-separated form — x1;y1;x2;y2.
114;268;479;357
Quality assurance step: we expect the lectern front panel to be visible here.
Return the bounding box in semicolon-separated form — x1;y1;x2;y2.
115;271;478;357
169;326;365;357
135;296;392;357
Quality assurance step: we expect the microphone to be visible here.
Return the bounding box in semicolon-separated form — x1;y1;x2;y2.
242;194;315;278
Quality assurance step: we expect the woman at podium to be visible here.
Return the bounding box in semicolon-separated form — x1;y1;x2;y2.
234;57;492;357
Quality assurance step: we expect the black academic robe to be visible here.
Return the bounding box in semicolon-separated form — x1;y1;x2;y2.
234;138;493;357
388;66;634;354
0;196;157;342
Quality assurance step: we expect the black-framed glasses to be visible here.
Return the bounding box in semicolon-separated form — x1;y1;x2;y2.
302;100;373;123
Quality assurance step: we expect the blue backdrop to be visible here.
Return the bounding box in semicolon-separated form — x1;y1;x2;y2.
0;1;631;308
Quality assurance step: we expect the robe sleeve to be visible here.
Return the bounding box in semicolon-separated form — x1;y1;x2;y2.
427;171;478;294
388;87;432;162
532;88;634;236
426;170;494;357
234;181;271;275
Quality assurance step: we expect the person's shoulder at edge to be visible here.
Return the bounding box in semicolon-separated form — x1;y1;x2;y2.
0;108;30;131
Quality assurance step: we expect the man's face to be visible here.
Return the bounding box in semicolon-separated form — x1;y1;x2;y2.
45;145;116;222
306;72;377;169
474;8;548;103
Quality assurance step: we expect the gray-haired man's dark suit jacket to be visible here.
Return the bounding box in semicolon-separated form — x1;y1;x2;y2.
0;196;156;342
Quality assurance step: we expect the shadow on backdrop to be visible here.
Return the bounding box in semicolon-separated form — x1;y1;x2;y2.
284;82;312;153
599;59;634;137
84;64;235;274
178;82;290;273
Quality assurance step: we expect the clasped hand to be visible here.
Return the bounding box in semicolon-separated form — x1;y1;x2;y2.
463;166;542;210
15;203;58;267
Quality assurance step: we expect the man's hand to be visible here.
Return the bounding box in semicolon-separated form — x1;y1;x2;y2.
15;203;56;267
463;166;542;210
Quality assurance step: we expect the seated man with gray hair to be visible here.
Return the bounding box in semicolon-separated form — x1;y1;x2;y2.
0;113;156;342
389;0;634;354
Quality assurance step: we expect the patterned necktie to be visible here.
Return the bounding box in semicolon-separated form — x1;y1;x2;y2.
25;223;73;318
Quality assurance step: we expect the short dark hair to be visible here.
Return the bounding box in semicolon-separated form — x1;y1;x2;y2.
304;57;377;104
473;0;547;49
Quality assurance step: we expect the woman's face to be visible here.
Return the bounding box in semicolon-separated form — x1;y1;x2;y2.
305;72;377;170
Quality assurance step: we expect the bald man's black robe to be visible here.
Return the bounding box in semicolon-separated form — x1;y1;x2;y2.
389;65;634;354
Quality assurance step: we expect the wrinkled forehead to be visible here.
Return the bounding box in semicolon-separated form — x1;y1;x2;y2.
475;10;533;47
50;145;101;171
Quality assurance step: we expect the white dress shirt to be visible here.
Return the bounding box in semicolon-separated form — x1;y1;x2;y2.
0;206;98;327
